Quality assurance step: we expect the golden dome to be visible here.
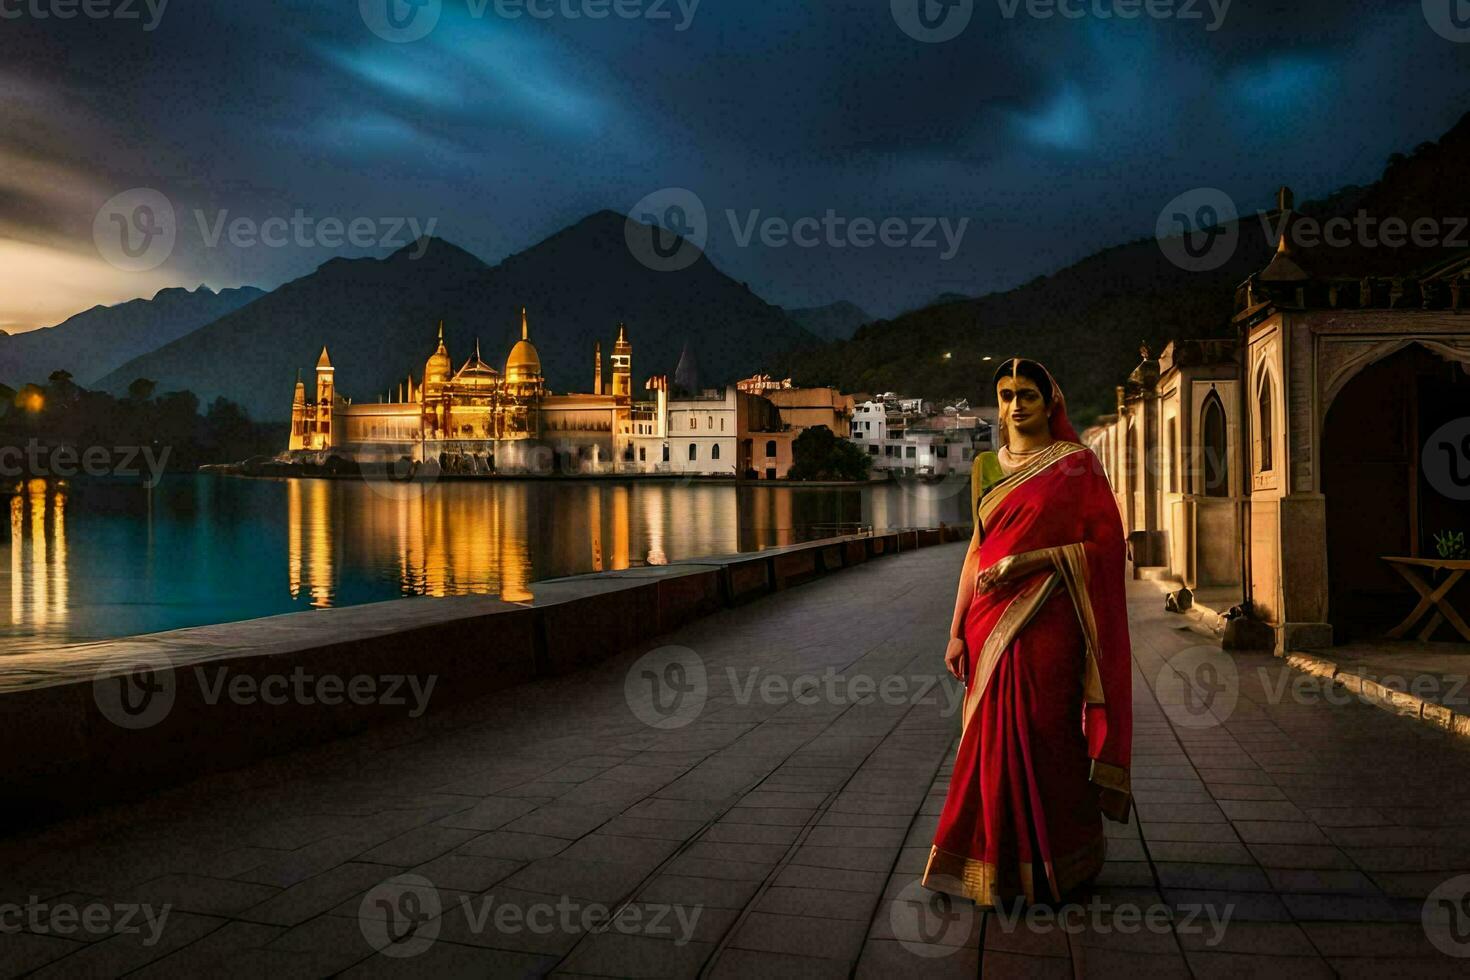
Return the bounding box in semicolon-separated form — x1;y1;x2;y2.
423;322;451;390
505;307;541;384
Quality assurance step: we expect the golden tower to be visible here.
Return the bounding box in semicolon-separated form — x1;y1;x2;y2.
611;322;632;398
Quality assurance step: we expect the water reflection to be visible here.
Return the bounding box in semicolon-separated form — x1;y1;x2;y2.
0;475;968;653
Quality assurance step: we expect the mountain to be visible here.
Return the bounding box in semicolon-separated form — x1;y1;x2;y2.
781;112;1470;424
97;212;819;420
785;301;873;342
0;285;265;388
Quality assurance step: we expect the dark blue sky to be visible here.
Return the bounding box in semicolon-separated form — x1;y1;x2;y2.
2;0;1468;331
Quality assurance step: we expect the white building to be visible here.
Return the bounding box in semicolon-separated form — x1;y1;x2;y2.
849;395;993;477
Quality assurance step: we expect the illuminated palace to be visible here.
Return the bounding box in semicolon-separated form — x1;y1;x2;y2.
286;311;827;478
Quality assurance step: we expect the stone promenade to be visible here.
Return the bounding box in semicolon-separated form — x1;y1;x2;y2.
4;542;1470;978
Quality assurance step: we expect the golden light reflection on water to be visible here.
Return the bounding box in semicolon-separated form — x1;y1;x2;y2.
4;480;69;638
0;476;964;650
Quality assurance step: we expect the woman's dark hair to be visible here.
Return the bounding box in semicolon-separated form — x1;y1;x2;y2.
992;358;1053;404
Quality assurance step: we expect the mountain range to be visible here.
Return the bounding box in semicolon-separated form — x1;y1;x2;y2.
0;285;264;388
784;301;872;342
15;112;1470;427
91;211;817;420
779;111;1470;423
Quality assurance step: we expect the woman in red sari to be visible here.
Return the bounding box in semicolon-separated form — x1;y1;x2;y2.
923;358;1133;907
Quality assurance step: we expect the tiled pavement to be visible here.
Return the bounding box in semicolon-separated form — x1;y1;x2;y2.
4;542;1470;978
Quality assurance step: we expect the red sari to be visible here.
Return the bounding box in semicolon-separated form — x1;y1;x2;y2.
924;402;1132;907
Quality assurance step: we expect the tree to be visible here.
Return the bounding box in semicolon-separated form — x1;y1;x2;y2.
787;425;871;482
127;378;157;403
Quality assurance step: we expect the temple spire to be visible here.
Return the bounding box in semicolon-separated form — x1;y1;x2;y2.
521;307;529;341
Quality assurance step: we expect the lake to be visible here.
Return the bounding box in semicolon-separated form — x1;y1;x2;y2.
0;474;971;654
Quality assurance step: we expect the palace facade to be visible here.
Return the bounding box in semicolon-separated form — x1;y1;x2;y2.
286;313;798;478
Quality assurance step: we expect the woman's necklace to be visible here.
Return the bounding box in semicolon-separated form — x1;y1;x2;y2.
999;441;1053;470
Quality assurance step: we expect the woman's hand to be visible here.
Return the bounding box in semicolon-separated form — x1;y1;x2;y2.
974;555;1016;595
944;636;968;682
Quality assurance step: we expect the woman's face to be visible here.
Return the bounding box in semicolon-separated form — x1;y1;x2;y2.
996;374;1051;440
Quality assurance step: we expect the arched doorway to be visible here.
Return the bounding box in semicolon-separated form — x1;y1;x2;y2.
1322;343;1467;642
1200;391;1229;497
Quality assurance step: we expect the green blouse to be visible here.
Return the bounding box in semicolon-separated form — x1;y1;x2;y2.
971;451;1006;520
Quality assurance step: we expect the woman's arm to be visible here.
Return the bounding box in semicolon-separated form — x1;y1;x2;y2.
974;547;1056;594
944;524;983;681
949;523;983;639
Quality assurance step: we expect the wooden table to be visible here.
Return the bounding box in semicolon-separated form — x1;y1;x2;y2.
1382;557;1470;643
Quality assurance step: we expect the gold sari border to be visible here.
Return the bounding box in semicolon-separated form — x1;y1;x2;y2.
963;570;1060;730
1090;759;1133;824
922;835;1106;907
978;441;1089;529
